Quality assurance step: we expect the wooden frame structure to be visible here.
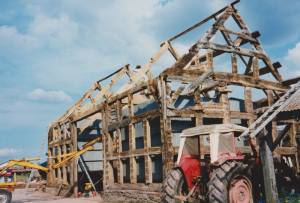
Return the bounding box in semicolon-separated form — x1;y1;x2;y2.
47;0;299;198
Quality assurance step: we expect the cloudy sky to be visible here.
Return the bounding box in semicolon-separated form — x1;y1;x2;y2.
0;0;300;162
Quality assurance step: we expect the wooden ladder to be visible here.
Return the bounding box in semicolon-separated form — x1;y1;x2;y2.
239;81;300;140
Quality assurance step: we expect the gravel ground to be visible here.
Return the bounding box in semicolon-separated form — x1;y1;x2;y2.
11;189;110;203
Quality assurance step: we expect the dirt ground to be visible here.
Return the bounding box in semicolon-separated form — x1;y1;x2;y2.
12;189;113;203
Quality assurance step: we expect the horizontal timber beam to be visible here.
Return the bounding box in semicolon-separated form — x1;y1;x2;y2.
247;62;282;76
212;72;288;91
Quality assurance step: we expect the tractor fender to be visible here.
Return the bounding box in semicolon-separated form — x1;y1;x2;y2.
177;155;201;190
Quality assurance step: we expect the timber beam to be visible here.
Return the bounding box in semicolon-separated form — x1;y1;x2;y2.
212;72;288;91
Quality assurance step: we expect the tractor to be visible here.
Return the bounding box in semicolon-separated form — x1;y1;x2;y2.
162;124;256;203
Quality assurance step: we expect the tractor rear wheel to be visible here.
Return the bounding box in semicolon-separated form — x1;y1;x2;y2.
162;168;189;203
207;161;253;203
0;189;12;203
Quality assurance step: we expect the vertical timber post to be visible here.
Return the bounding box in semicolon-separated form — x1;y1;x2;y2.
144;119;152;184
220;87;230;124
102;105;111;188
128;93;137;184
259;124;278;203
159;76;173;177
62;144;67;184
71;122;78;196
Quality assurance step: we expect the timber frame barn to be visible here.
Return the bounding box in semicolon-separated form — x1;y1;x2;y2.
47;0;300;197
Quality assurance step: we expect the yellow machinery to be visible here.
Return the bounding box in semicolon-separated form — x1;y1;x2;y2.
49;136;102;195
0;158;49;203
50;136;101;169
0;136;101;203
0;157;49;187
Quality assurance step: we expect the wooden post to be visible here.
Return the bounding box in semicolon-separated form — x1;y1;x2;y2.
220;89;230;124
128;93;137;183
244;86;254;124
116;129;123;184
231;53;238;74
259;125;278;203
57;145;62;181
144;120;152;184
206;50;213;70
47;147;55;186
159;76;173;177
118;159;123;184
267;90;277;141
70;122;78;196
102;107;110;189
252;57;259;79
62;144;67;184
129;123;137;183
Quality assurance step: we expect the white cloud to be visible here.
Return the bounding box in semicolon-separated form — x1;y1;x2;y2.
0;26;38;56
283;41;300;78
0;148;19;158
28;88;72;103
28;14;79;48
285;42;300;65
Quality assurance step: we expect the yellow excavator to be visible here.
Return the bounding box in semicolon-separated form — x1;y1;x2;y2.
0;157;49;203
0;136;101;203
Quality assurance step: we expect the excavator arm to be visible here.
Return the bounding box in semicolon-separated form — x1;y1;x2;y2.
50;136;102;169
0;159;49;174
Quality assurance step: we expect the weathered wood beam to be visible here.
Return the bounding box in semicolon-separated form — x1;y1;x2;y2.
282;76;300;86
167;71;288;92
71;104;103;122
166;41;180;60
261;57;283;82
244;56;253;74
201;42;266;58
231;54;238;74
274;146;297;155
271;123;292;151
159;77;174;178
197;31;260;63
246;61;281;76
167;0;240;42
259;128;279;203
70;80;154;122
162;68;205;80
107;109;160;131
213;72;288;91
166;6;234;72
231;8;283;82
217;26;258;44
70;122;78;196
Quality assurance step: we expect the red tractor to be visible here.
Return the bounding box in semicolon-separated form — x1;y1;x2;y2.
162;124;255;203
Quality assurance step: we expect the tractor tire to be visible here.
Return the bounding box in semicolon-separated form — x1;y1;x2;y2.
162;168;188;203
207;161;253;203
0;189;12;203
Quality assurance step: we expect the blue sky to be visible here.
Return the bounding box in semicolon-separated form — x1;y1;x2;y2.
0;0;300;162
